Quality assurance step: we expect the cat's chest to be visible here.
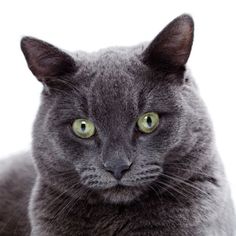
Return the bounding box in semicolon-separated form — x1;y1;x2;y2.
34;185;207;236
66;202;164;236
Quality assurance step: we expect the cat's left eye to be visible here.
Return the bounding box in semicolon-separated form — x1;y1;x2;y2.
137;112;159;134
72;118;95;139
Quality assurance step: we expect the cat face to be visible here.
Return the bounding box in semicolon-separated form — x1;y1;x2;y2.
21;15;208;203
36;52;187;203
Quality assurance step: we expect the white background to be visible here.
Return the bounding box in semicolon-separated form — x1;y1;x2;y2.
0;0;235;202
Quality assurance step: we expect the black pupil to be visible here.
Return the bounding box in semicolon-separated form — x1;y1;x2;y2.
147;116;152;127
81;123;86;132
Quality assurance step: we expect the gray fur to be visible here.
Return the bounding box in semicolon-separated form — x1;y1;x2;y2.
0;152;35;235
0;14;235;235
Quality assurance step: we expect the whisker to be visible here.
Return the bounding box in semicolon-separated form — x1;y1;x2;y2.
45;178;81;213
157;179;189;200
160;173;210;196
157;178;203;202
164;165;220;183
148;185;161;200
51;184;80;221
47;182;81;227
154;182;183;205
165;162;220;173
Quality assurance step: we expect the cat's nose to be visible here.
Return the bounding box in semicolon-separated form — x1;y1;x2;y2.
103;159;132;180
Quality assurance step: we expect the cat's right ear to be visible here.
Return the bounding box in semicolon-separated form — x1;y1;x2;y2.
20;37;77;82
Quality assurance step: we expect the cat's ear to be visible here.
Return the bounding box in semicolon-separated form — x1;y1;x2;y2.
142;14;194;71
21;37;76;82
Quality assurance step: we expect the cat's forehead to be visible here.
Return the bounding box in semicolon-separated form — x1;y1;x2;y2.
71;46;180;128
90;50;141;122
72;47;148;125
74;44;146;77
75;46;146;99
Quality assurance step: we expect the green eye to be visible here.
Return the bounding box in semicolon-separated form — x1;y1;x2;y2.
72;119;95;138
137;112;159;133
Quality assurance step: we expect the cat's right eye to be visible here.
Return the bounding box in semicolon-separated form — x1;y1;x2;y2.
72;118;95;139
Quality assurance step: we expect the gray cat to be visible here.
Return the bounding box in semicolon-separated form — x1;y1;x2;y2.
0;14;235;236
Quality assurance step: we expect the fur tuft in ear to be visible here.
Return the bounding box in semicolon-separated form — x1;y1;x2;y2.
143;14;194;71
21;37;76;81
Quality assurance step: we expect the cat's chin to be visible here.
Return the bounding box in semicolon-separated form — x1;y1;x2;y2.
100;186;144;204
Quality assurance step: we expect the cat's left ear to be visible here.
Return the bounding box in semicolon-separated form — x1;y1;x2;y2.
142;14;194;71
21;37;76;82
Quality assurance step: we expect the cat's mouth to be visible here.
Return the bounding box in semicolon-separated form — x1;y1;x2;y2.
79;163;162;203
100;184;145;204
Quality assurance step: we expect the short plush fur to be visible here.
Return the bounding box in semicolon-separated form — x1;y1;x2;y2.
0;14;235;236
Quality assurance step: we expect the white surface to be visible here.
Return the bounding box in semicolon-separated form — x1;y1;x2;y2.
0;0;235;202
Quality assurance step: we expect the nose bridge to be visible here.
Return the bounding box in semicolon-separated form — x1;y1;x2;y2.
102;134;130;163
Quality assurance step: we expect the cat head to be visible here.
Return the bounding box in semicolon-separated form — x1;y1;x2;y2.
21;14;212;203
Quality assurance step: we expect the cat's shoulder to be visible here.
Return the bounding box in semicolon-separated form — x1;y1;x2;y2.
0;152;35;235
0;151;36;194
